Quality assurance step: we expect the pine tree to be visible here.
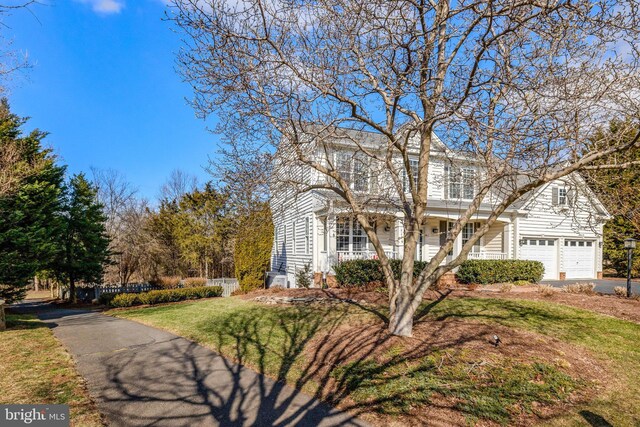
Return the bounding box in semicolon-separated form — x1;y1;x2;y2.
56;174;110;302
0;100;65;303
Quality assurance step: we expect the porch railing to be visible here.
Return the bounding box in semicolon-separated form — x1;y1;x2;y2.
337;250;398;262
467;252;508;260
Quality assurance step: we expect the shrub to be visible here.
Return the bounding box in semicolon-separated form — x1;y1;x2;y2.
334;259;428;287
98;292;118;306
108;286;223;307
157;276;181;289
614;286;627;297
500;283;513;293
110;293;140;308
183;277;207;288
457;260;544;284
563;283;596;295
296;263;313;288
537;284;555;297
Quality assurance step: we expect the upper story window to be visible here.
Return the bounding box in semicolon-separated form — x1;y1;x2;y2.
552;185;573;207
403;159;419;193
447;166;476;200
558;188;567;205
335;151;369;192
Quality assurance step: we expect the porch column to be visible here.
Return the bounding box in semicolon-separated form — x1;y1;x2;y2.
327;213;337;270
394;214;404;259
503;219;513;259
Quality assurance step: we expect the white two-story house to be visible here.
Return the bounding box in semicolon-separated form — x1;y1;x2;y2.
268;128;610;287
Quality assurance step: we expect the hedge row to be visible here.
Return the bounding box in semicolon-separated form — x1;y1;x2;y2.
334;259;428;287
333;258;545;287
456;260;544;284
103;286;223;308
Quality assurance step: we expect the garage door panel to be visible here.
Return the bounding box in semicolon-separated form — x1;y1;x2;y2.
520;239;558;280
564;240;595;279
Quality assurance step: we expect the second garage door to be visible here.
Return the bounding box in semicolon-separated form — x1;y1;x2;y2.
564;240;596;279
520;239;558;280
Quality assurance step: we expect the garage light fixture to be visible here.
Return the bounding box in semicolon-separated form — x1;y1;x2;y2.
624;238;637;250
519;238;526;246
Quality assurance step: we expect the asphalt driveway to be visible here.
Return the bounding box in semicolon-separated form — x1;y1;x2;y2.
542;278;640;295
13;300;366;427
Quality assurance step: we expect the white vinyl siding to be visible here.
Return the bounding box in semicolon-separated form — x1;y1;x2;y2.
517;179;603;279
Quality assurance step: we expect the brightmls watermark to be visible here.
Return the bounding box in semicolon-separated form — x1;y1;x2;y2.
1;405;69;426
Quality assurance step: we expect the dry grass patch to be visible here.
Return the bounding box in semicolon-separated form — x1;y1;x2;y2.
1;314;103;426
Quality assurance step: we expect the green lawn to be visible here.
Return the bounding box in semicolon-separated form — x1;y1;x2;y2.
1;314;104;426
111;296;640;426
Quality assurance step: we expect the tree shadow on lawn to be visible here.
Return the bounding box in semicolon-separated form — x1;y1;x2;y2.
194;300;585;425
97;297;592;426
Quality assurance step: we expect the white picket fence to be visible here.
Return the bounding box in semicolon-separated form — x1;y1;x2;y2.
207;278;239;297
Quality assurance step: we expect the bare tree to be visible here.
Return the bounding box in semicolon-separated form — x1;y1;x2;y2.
159;168;199;203
91;168;149;285
169;0;640;336
0;2;37;95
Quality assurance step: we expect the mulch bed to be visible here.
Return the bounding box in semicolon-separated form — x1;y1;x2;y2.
304;310;606;426
242;286;616;426
242;285;640;324
466;287;640;324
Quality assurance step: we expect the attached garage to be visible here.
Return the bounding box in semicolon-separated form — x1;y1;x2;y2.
563;240;596;279
520;238;559;280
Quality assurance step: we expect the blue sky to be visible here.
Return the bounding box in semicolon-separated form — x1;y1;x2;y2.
4;0;217;200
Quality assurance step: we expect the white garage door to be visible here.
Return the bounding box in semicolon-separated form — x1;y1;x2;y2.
520;239;558;280
564;240;596;279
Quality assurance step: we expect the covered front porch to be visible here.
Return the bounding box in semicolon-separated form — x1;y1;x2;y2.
314;210;511;273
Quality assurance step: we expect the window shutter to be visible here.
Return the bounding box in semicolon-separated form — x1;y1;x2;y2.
439;221;447;246
551;186;559;206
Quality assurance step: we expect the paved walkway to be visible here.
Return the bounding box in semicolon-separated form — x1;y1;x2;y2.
14;301;366;427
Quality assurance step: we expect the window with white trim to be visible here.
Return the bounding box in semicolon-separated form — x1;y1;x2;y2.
558;188;567;205
403;159;419;193
462;222;481;252
336;218;369;252
335;151;369;192
292;220;297;254
305;217;310;254
447;166;476;200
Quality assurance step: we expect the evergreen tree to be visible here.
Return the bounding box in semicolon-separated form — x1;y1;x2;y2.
0;100;65;303
234;202;273;292
585;120;640;277
56;174;110;302
173;184;232;278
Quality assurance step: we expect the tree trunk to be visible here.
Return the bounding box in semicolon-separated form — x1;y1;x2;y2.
34;276;40;292
389;282;416;336
69;276;76;303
